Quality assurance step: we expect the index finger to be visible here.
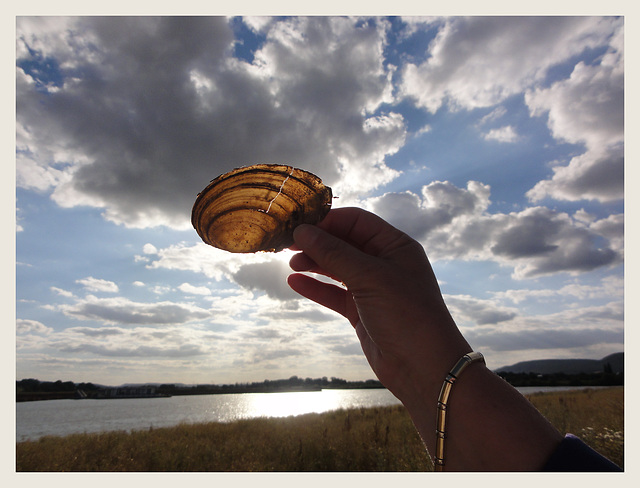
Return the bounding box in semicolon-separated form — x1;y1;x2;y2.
315;207;410;257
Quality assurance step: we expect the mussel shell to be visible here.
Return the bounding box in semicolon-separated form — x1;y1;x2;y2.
192;164;332;253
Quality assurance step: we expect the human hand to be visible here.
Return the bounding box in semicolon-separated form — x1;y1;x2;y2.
287;207;471;405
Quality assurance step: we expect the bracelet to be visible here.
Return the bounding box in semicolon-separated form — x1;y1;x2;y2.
434;351;485;471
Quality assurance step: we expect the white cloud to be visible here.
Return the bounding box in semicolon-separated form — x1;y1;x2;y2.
178;282;212;296
17;319;53;335
483;125;518;143
143;243;158;254
76;277;119;293
525;24;623;203
400;17;619;112
51;286;74;298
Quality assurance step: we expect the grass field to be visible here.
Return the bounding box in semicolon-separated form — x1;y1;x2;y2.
16;386;623;471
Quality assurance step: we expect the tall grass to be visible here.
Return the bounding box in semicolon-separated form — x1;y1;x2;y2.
16;387;623;471
527;387;624;468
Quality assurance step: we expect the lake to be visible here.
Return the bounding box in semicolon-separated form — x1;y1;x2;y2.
15;386;599;442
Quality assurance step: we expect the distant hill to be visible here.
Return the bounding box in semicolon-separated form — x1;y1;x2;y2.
495;352;623;375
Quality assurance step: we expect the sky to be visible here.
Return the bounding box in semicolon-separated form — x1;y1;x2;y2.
14;15;626;386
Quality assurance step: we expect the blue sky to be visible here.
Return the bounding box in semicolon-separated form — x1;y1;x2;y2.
15;15;625;386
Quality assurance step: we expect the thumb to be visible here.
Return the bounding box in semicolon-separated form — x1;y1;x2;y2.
292;224;373;287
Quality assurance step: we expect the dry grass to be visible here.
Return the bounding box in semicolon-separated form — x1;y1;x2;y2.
16;387;623;471
525;386;624;468
16;405;431;471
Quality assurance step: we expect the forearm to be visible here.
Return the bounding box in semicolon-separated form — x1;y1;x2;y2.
402;360;563;471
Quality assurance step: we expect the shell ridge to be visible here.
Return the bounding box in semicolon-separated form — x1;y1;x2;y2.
192;164;331;253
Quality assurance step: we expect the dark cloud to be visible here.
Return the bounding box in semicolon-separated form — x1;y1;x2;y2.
59;342;206;358
527;145;624;203
17;16;403;228
491;210;562;258
232;260;299;301
249;347;303;364
370;182;621;278
60;295;211;325
444;295;518;326
329;342;364;356
69;327;124;337
368;180;490;240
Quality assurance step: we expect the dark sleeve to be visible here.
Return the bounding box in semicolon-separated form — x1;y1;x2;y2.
542;434;622;471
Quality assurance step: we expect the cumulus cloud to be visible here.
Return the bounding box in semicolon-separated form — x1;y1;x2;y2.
525;24;623;203
16;16;404;229
231;261;300;301
76;277;119;293
365;181;621;278
526;145;623;203
399;16;623;206
400;17;619;112
366;180;491;240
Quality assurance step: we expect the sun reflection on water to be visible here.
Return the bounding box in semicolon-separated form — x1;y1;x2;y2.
243;389;400;419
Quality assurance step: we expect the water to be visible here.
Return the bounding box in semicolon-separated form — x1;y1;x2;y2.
16;386;604;442
16;388;401;442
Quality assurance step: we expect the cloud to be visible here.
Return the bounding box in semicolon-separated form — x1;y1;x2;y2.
365;181;621;278
483;125;518;143
17;16;404;229
58;342;206;358
231;261;299;301
526;145;623;203
366;180;491;241
178;282;212;296
491;275;623;304
51;286;74;298
525;25;623;203
444;294;518;326
400;16;620;112
58;294;211;325
468;326;623;352
143;243;158;254
17;319;53;335
76;277;119;293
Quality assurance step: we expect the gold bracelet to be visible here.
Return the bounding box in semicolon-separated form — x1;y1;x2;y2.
434;351;485;471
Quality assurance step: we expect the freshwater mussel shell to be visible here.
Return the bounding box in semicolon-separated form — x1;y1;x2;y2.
192;164;332;253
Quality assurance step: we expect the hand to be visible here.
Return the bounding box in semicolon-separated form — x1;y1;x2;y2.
287;207;563;471
287;207;471;405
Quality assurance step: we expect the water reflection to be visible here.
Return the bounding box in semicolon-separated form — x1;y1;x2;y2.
16;389;402;441
244;390;353;418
